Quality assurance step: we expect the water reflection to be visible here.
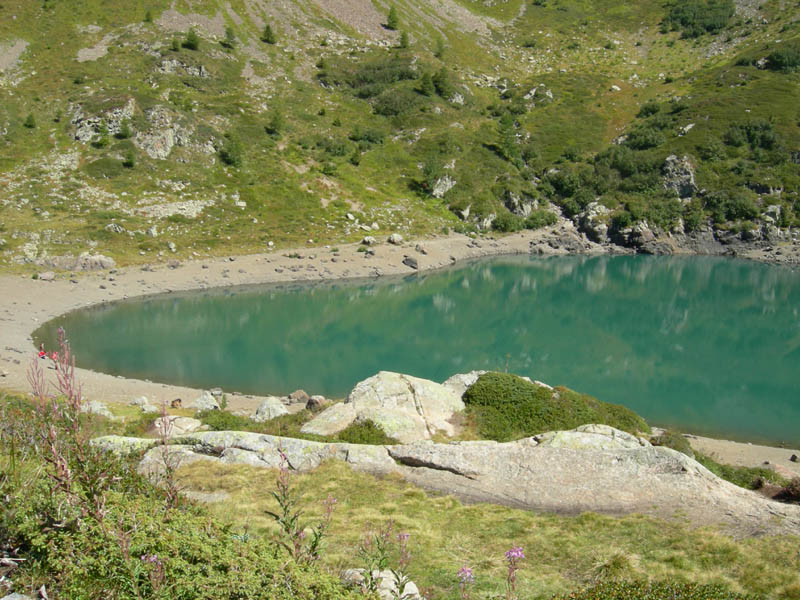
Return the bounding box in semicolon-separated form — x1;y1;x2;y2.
36;255;800;445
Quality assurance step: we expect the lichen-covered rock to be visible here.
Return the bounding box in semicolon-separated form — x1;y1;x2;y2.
300;402;357;436
91;435;156;455
153;415;203;436
575;202;611;243
192;390;219;411
302;372;464;443
534;424;650;450
442;370;487;398
431;174;456;199
80;400;114;419
662;154;697;199
251;396;289;422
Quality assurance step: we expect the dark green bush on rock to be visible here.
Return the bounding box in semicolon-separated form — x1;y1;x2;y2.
335;419;399;445
554;580;754;599
462;372;649;442
650;429;695;457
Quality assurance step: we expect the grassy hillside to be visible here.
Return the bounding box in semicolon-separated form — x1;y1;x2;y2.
0;0;798;270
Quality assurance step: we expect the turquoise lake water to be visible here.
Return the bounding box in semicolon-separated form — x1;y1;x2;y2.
35;255;800;446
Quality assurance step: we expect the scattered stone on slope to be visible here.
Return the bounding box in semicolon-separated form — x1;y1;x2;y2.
153;415;203;436
341;569;421;600
80;401;114;419
575;202;611;243
662;154;697;199
251;396;290;422
431;174;456;199
388;233;404;245
301;371;465;443
41;252;115;272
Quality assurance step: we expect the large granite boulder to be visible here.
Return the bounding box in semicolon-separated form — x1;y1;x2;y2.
251;396;289;422
192;390;219;411
301;372;464;443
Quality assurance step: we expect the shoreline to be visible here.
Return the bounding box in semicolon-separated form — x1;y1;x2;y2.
2;224;799;478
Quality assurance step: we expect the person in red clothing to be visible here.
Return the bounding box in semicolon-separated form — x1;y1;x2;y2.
38;343;46;359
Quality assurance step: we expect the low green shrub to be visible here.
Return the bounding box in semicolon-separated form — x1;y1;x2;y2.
524;209;557;229
695;452;787;489
335;419;399;445
554;580;753;599
463;373;650;442
766;42;800;72
664;0;735;37
492;211;524;232
650;430;694;457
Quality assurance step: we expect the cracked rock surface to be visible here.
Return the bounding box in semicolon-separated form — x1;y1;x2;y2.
94;425;800;535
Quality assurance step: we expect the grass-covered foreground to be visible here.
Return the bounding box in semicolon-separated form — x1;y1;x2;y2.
1;378;799;599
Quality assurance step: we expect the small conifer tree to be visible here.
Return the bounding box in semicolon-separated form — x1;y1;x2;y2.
419;72;435;96
262;23;277;44
23;113;36;129
183;28;200;50
387;5;399;30
266;110;283;136
399;30;409;49
223;26;236;49
122;149;135;168
434;36;446;58
144;9;153;23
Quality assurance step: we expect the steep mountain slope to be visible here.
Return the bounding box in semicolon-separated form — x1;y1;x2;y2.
0;0;798;267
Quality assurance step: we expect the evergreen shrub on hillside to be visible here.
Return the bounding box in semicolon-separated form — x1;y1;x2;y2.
335;419;399;445
665;0;735;37
766;42;800;72
463;373;650;442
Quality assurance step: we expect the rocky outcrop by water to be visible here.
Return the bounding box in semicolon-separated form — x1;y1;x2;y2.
300;371;464;443
92;425;800;535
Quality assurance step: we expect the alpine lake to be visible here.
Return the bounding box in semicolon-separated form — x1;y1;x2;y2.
34;255;800;447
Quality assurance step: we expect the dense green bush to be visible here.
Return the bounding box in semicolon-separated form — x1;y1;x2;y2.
695;452;787;489
463;372;649;442
335;419;399;445
3;469;359;599
766;42;800;72
625;126;666;150
554;580;753;599
524;209;558;229
665;0;735;37
492;211;524;232
219;134;243;167
724;120;777;150
637;101;661;118
373;87;420;116
182;28;200;50
650;430;694;457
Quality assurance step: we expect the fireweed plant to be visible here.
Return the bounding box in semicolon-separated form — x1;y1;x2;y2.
505;546;525;600
457;565;475;599
356;520;416;598
264;448;337;563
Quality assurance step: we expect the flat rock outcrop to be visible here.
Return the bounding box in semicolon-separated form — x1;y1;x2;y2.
94;425;800;535
300;371;464;443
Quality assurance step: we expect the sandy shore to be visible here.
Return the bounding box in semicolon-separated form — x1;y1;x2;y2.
1;225;798;478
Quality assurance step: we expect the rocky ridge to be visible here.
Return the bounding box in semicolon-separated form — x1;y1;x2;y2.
93;424;800;536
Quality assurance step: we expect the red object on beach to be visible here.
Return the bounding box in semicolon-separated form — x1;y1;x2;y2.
38;350;46;359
